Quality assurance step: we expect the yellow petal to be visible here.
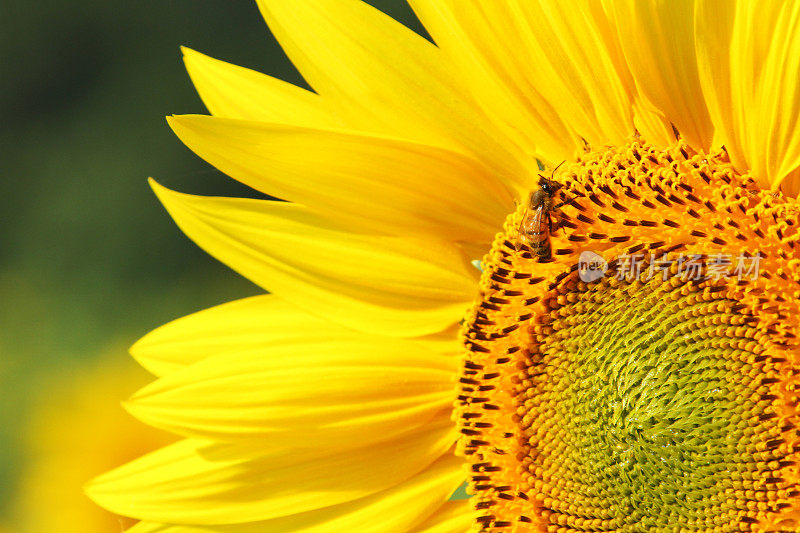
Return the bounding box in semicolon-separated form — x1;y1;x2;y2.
694;0;739;160
415;325;463;359
130;295;356;377
87;416;455;525
696;0;800;195
255;0;526;186
181;47;341;129
409;0;636;155
126;335;455;446
132;295;463;378
150;181;475;337
125;454;463;533
407;0;580;164
632;97;677;149
126;521;216;533
512;0;636;146
167;115;514;242
611;0;714;151
409;501;473;533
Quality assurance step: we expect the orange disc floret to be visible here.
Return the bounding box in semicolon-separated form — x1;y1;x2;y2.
457;141;800;532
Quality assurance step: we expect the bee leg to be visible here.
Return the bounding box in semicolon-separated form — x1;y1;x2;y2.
552;209;569;239
553;194;582;210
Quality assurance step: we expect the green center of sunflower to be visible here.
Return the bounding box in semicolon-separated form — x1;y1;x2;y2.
457;141;800;531
523;267;781;531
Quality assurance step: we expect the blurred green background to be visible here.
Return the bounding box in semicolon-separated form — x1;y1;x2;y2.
1;0;425;527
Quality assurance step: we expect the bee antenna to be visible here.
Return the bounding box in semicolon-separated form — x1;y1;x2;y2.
551;160;566;177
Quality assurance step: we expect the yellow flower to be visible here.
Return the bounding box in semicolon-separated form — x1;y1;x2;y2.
87;1;800;531
13;355;173;533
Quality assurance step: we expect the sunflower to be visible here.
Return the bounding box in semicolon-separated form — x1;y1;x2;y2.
87;0;800;531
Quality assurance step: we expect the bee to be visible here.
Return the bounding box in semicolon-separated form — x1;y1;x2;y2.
516;174;565;259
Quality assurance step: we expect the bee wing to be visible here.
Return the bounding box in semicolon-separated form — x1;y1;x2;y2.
515;193;534;250
517;204;545;251
515;208;529;251
525;206;545;236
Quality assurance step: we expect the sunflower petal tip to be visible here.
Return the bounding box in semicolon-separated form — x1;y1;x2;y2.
180;47;212;78
165;114;212;135
147;179;183;214
180;47;220;71
129;335;157;367
120;398;137;413
82;474;112;506
147;177;166;195
121;398;155;426
82;476;133;522
128;334;146;357
82;479;99;501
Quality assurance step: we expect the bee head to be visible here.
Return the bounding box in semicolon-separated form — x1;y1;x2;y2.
538;175;563;196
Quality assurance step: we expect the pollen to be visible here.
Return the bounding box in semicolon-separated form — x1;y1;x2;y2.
458;141;800;531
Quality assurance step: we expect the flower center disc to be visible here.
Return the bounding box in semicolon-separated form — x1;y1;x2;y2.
458;141;800;531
